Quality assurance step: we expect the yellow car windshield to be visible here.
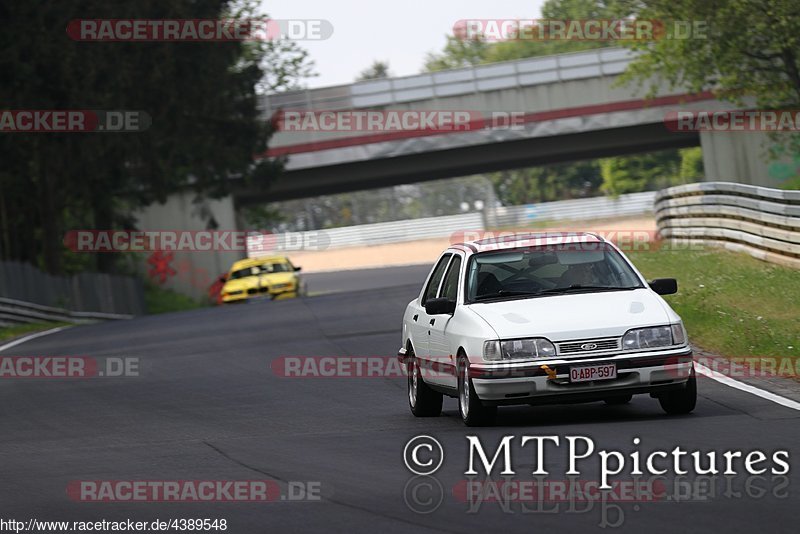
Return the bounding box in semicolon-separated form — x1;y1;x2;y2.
229;263;291;279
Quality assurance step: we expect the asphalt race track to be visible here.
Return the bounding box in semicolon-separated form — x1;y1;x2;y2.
1;267;798;533
303;264;433;295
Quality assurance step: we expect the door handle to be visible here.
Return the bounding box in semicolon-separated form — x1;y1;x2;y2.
429;318;435;326
412;314;418;322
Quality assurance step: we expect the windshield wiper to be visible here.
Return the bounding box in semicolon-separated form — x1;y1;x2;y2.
472;286;639;302
473;289;541;301
540;285;640;294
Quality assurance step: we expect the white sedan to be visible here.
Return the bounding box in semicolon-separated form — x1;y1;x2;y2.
397;232;696;426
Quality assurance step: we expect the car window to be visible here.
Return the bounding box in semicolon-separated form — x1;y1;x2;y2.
422;254;451;305
229;267;258;279
440;255;462;301
259;262;291;273
465;244;644;301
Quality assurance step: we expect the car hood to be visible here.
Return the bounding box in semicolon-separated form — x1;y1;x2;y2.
223;277;258;292
467;288;670;341
223;272;295;292
260;272;296;285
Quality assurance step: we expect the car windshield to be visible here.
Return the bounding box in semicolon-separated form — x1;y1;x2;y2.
229;262;291;279
259;262;291;273
465;243;643;302
229;267;257;280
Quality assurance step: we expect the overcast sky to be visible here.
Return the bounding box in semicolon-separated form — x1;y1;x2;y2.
259;0;546;88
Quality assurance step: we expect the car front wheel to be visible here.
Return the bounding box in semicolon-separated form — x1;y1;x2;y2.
659;373;697;415
457;355;496;426
407;351;442;417
604;394;633;405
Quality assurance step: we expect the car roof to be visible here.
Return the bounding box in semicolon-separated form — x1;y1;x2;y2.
451;231;605;254
230;256;290;270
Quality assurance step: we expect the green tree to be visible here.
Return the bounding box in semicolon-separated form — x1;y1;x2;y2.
0;0;311;273
424;36;489;71
357;61;391;81
679;147;704;183
616;0;800;157
600;149;685;195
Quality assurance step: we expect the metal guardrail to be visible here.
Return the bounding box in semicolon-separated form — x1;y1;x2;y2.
248;192;655;256
259;47;635;116
492;191;656;228
655;182;800;268
0;297;134;327
0;260;146;326
0;261;146;315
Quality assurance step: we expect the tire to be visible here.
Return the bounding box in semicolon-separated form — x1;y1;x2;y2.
659;374;697;415
457;355;497;426
407;351;442;417
604;394;633;405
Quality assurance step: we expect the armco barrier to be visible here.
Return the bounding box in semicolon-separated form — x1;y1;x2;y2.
491;191;656;228
0;260;145;326
249;191;655;256
0;297;134;326
655;182;800;268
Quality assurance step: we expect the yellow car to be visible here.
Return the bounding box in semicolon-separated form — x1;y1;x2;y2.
221;256;305;303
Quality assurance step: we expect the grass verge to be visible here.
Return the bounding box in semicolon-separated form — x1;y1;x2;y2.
145;283;205;314
0;321;71;342
626;247;799;359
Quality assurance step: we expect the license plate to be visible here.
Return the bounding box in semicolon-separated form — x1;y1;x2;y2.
570;363;617;383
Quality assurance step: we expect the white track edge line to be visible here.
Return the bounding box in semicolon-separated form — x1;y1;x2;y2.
0;327;68;353
695;363;800;412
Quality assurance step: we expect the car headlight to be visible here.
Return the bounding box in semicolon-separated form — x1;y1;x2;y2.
622;326;674;350
671;323;686;345
483;340;502;361
483;338;556;361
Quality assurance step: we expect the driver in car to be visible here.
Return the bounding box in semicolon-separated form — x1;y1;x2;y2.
559;262;598;287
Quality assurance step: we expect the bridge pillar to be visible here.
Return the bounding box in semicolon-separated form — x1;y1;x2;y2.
700;130;795;187
134;193;244;301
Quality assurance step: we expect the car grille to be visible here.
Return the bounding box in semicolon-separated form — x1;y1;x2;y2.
557;337;620;356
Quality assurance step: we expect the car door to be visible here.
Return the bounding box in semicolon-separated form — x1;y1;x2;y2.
408;253;451;381
427;253;463;389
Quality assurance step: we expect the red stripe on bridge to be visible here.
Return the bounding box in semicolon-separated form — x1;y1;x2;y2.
260;91;715;158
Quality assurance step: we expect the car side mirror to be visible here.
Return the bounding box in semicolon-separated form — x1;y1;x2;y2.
649;278;677;295
425;297;456;315
294;266;302;272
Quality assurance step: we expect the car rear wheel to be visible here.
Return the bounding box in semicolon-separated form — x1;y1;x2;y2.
407;351;442;417
659;374;697;415
604;394;633;405
457;355;496;427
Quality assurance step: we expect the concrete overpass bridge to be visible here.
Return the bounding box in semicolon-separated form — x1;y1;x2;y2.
236;47;774;203
138;47;781;298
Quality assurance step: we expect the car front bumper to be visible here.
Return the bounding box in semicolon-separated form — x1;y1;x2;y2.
468;347;693;405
